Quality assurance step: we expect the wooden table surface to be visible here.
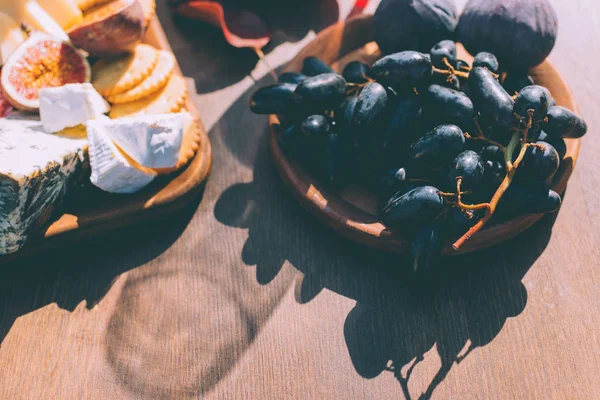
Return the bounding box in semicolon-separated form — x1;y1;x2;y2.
1;1;599;399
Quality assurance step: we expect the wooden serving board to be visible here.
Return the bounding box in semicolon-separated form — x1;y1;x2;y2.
0;16;212;261
270;15;581;255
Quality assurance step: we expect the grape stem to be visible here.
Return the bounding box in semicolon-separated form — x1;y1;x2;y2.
452;109;536;250
464;132;506;151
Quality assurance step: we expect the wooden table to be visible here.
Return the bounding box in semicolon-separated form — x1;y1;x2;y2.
1;1;599;399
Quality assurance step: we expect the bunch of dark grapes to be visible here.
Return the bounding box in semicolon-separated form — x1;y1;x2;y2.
249;43;587;272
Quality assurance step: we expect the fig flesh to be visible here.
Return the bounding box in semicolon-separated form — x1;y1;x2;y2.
0;32;91;111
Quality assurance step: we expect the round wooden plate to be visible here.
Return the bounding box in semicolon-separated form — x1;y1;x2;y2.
268;15;582;255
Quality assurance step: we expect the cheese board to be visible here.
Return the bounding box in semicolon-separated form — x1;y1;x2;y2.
0;6;212;261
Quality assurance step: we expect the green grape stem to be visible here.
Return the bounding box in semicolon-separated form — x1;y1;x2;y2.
452;109;536;250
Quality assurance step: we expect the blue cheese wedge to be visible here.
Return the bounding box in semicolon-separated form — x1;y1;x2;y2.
0;118;88;255
88;113;183;169
39;83;109;133
87;119;157;194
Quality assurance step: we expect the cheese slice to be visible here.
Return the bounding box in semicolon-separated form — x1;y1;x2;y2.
0;0;69;41
36;0;82;30
87;120;156;194
90;114;183;169
0;12;26;66
39;83;110;133
0;118;88;255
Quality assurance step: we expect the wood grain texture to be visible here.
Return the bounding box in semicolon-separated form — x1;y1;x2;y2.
1;1;599;399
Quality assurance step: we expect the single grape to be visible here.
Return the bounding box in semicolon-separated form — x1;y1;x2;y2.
381;186;445;227
538;131;567;159
499;185;562;214
338;96;358;133
468;67;515;129
543;106;588;138
447;150;485;190
407;124;466;169
302;56;334;76
294;73;347;113
514;85;550;121
480;144;505;163
372;51;433;89
483;159;505;185
430;40;457;68
517;141;560;183
410;221;443;273
423;84;475;128
278;72;307;84
472;52;499;74
343;61;372;84
351;82;389;147
381;96;422;149
249;83;297;115
301;114;330;143
502;71;534;95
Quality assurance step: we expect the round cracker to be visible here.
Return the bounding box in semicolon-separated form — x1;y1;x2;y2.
106;50;175;104
109;75;188;119
139;0;156;27
92;44;159;97
153;111;202;175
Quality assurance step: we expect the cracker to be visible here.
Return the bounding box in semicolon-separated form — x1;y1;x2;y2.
139;0;157;27
109;75;188;119
106;50;175;104
153;111;202;175
92;44;159;97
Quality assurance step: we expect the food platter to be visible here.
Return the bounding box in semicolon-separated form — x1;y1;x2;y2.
269;15;581;255
0;14;211;261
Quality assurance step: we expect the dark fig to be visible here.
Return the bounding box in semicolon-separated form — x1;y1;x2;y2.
373;0;458;54
457;0;558;70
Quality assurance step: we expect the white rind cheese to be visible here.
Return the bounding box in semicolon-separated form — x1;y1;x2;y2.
39;83;109;133
87;121;156;194
89;113;183;169
0;119;88;254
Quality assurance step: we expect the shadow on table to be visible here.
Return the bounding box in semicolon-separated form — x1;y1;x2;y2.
214;77;557;399
156;0;339;93
0;194;201;346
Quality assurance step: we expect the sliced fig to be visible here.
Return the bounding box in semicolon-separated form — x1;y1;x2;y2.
68;0;145;57
0;32;91;111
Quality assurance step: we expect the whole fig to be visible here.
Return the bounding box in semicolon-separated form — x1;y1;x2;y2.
457;0;558;70
373;0;458;54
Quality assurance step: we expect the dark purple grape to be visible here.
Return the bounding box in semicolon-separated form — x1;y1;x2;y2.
517;141;560;183
457;0;558;70
302;56;333;76
472;52;499;74
514;85;550;121
538;131;567;160
480;144;505;164
372;51;433;89
445;207;483;235
373;0;458;55
301;115;330;142
502;71;534;95
338;96;358;133
351;82;389;147
456;60;470;71
294;73;347;113
468;67;515;129
381;186;445;227
381;96;422;149
430;40;457;68
423;84;474;129
447;150;485;190
278;72;307;84
543;106;588;139
343;61;372;84
407;124;466;169
249;83;297;114
410;221;443;272
499;185;561;214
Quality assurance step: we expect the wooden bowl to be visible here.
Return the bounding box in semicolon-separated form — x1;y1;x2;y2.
268;15;581;255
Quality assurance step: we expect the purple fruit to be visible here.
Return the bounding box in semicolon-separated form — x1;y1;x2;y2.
457;0;558;70
373;0;458;54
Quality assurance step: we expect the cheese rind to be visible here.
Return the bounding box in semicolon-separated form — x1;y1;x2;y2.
87;120;156;194
89;113;183;169
0;119;88;254
39;83;110;133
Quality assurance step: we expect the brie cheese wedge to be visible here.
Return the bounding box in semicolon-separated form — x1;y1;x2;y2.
91;113;184;169
0;118;88;254
87;120;157;194
39;83;110;134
